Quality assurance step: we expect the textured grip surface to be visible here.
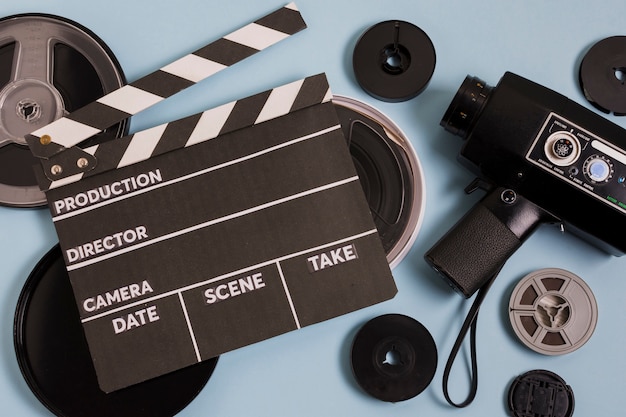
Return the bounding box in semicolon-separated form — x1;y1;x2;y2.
425;203;521;297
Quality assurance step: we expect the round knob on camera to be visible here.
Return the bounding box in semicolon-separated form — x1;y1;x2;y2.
584;155;613;183
543;131;581;166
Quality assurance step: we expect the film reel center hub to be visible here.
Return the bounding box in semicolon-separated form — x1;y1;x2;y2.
0;78;65;143
353;20;436;102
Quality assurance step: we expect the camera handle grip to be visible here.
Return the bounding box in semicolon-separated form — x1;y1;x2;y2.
425;184;554;298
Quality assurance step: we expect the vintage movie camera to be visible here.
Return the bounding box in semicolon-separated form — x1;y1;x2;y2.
426;72;626;297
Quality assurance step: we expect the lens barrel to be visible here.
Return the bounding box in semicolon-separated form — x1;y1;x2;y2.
440;76;493;139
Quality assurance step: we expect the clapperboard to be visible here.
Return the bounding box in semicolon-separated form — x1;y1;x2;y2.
26;3;396;393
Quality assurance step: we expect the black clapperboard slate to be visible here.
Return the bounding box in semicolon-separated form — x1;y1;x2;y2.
26;3;396;393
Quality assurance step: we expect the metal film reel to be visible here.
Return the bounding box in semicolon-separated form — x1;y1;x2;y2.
332;95;425;268
509;268;598;355
0;14;127;207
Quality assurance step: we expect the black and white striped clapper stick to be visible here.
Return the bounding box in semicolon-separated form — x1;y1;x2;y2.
26;2;306;160
39;73;333;191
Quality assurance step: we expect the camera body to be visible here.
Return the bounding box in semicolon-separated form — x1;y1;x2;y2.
425;72;626;297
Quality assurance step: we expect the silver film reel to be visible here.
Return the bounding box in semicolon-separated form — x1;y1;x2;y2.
0;14;127;207
509;268;598;355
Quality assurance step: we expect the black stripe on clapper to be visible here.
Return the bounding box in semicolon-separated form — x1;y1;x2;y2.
131;70;195;100
219;90;273;134
152;114;204;156
291;74;329;113
90;136;135;177
66;102;131;132
256;5;306;34
194;38;258;66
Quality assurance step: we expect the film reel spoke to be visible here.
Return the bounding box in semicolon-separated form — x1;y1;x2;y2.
3;31;63;146
531;277;550;295
0;32;57;144
530;326;549;344
559;329;574;347
12;30;54;81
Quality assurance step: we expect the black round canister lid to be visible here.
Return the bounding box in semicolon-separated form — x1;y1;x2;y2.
14;244;218;417
508;370;574;417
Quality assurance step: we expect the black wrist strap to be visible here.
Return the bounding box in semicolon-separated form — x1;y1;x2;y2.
442;267;501;408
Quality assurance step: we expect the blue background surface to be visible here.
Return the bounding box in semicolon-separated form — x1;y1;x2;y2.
1;1;625;415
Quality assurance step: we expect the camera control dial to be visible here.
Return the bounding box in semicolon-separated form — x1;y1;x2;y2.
543;131;581;166
527;112;626;215
583;155;613;183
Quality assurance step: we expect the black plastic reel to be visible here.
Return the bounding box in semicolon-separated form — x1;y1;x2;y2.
579;36;626;116
350;314;437;402
353;20;436;102
14;245;218;417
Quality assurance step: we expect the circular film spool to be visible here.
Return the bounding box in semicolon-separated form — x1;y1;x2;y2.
508;268;598;355
508;370;574;417
14;245;218;417
0;14;128;207
332;96;425;268
579;36;626;115
353;20;436;102
350;314;437;402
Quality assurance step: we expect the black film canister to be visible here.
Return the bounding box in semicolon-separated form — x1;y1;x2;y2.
579;36;626;116
353;20;436;102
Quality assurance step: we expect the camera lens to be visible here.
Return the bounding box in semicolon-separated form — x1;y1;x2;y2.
440;75;493;139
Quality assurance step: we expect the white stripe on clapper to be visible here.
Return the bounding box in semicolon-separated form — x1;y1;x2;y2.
49;173;85;190
185;101;237;147
161;54;227;83
276;261;301;329
178;292;202;362
97;85;163;116
224;22;290;51
117;124;168;168
255;79;305;124
32;118;101;149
